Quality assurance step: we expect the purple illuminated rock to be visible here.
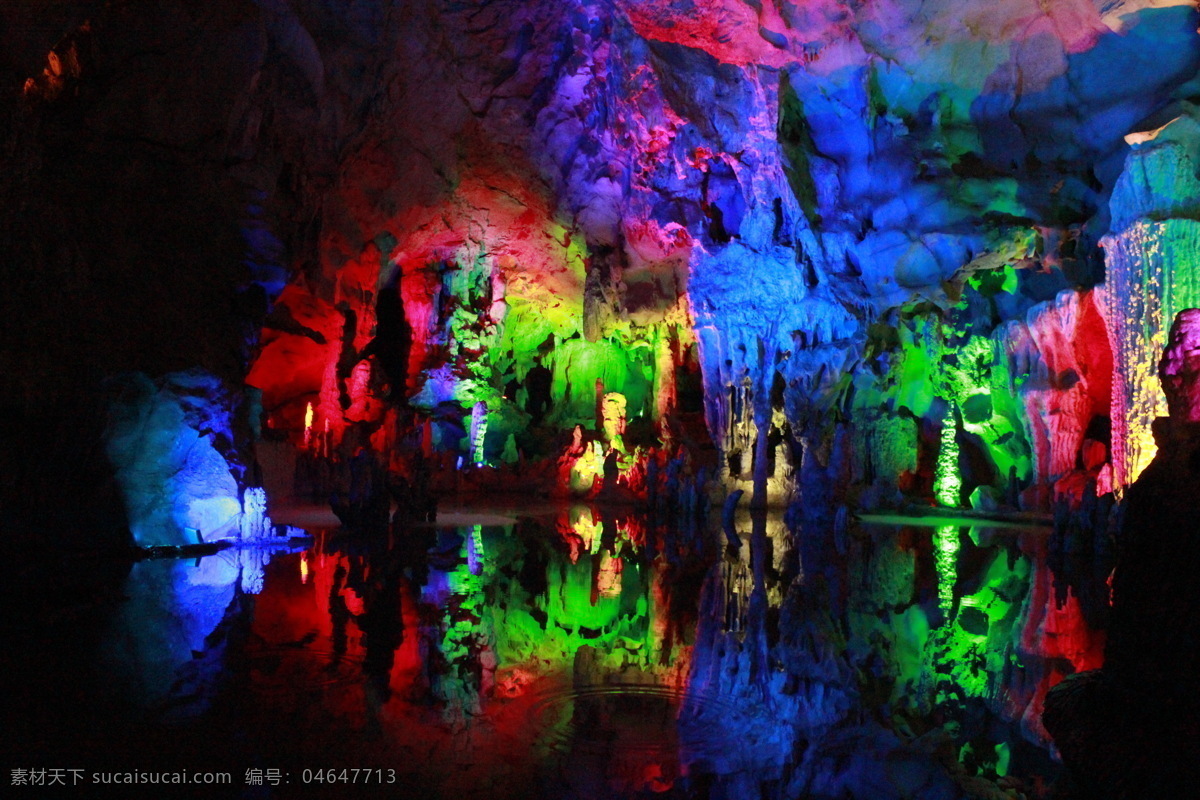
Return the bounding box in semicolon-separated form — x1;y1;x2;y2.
1159;308;1200;422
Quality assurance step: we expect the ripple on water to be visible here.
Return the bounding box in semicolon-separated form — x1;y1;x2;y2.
527;683;763;764
243;646;365;695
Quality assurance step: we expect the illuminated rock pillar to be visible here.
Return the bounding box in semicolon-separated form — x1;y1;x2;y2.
238;487;272;540
1099;107;1200;488
470;401;488;466
751;367;773;511
600;392;627;451
934;403;961;508
653;330;677;422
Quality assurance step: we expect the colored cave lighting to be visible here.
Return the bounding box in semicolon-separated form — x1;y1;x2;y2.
467;524;485;576
929;538;1031;703
568;441;607;494
238;487;274;540
597;552;623;598
299;551;309;584
601;391;628;452
571;506;603;556
303;402;314;448
470;402;488;466
934;524;959;619
433;532;493;716
484;520;658;681
934;404;961;507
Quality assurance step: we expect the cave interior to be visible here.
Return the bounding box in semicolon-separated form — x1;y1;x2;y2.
4;1;1200;798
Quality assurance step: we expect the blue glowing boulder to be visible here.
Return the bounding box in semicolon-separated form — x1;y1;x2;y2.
105;371;241;547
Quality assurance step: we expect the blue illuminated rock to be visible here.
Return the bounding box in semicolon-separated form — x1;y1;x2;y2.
105;371;241;547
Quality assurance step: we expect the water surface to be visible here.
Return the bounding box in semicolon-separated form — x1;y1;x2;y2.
5;508;1107;798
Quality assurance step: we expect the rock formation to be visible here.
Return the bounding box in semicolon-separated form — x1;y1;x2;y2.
1;1;1198;533
1044;308;1200;798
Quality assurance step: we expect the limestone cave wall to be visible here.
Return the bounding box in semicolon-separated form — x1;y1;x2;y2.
4;1;1200;546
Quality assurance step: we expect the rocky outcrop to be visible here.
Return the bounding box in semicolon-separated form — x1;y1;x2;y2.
105;371;242;547
1044;308;1200;797
1001;290;1112;502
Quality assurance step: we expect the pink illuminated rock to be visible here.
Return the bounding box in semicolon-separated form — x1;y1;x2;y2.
1159;308;1200;422
1002;289;1112;502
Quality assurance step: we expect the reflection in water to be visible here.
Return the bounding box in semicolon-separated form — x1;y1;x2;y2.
934;524;959;619
8;508;1113;798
